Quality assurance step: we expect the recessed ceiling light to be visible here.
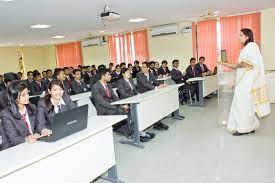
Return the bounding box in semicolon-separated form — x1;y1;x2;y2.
0;0;14;2
213;11;219;14
52;35;65;39
129;18;147;23
30;24;51;29
99;30;105;33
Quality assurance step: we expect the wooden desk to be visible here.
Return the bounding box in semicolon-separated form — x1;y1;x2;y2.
0;116;127;183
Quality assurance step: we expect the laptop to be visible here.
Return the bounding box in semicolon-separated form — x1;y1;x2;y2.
39;105;88;142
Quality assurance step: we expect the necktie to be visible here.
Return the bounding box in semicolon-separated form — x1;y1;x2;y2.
58;105;62;113
21;113;31;135
105;84;111;98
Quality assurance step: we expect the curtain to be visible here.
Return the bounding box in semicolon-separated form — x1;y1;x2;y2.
108;29;149;65
133;30;149;62
220;12;261;64
192;19;218;71
55;41;83;68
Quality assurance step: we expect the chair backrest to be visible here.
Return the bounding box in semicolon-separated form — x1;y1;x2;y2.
76;97;97;117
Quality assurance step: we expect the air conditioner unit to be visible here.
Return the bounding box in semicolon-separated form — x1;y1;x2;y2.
150;24;178;37
179;26;192;33
81;37;104;47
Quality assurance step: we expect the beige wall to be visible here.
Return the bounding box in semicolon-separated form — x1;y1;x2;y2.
261;8;275;70
0;45;56;76
148;22;193;71
82;44;109;67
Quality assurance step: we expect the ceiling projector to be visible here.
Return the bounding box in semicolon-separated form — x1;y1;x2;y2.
101;11;120;21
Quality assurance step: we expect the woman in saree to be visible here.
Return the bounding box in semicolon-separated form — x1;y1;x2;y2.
220;28;270;136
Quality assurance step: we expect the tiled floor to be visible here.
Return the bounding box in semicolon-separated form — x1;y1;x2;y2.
99;97;275;183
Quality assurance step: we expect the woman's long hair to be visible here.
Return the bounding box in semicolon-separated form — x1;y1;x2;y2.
241;28;254;46
6;80;35;119
44;79;64;112
119;68;129;79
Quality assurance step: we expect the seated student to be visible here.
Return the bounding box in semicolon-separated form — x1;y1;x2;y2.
149;61;159;77
0;73;18;112
108;63;114;73
45;69;53;86
37;79;76;137
0;81;40;147
185;58;201;79
158;60;170;76
71;69;89;95
89;64;106;88
155;61;160;70
55;68;71;95
128;63;133;75
30;72;47;96
195;56;212;76
132;60;141;78
91;69;135;137
170;60;197;101
0;121;9;151
24;71;33;91
117;68;138;99
64;67;74;85
111;65;121;78
120;62;126;69
117;68;154;140
136;62;169;130
82;66;91;85
41;71;47;83
17;72;23;80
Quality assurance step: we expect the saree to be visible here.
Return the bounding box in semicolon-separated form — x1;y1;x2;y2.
227;42;271;133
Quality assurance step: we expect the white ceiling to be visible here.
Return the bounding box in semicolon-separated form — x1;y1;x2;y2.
0;0;274;46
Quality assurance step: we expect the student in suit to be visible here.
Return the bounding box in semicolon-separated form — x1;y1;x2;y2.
30;72;47;96
24;71;33;91
111;65;121;79
36;79;76;137
170;59;198;101
45;69;53;86
195;56;212;76
155;61;160;70
108;63;114;73
117;68;155;141
149;61;159;77
0;121;9;151
91;69;137;138
0;81;40;147
64;67;73;85
132;60;141;78
117;68;138;99
17;72;23;81
55;68;71;95
185;58;201;79
128;64;134;75
158;60;170;76
41;71;47;82
89;64;106;88
136;62;169;130
71;69;89;95
0;73;18;112
120;62;126;69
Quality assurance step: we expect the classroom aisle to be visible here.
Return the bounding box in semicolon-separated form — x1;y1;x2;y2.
99;97;275;183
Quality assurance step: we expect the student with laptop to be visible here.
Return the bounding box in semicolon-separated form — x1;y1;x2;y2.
71;69;89;95
37;79;76;137
0;81;40;147
136;62;169;130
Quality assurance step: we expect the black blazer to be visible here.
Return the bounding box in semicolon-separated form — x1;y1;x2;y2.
89;74;99;88
195;63;210;74
30;80;47;96
170;68;189;84
111;72;120;79
185;65;201;79
91;81;120;115
117;78;138;99
132;66;141;78
71;79;89;95
158;66;170;76
150;69;159;77
23;79;33;91
0;90;7;112
0;120;9;151
0;104;38;147
0;82;6;92
63;81;71;95
82;72;91;85
36;94;76;133
136;72;160;94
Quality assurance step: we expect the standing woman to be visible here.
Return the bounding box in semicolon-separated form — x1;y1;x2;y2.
37;79;76;136
0;81;40;147
220;28;270;136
